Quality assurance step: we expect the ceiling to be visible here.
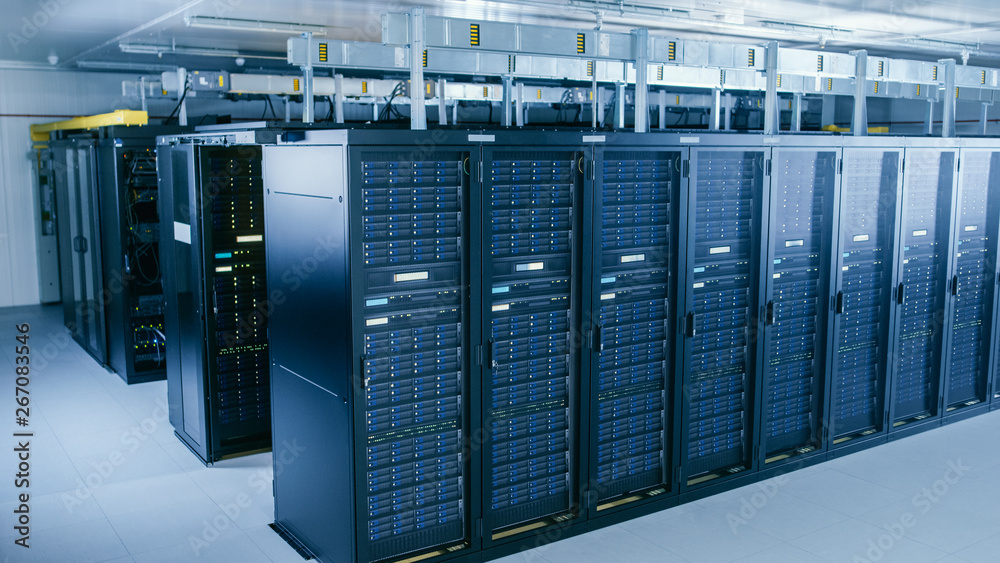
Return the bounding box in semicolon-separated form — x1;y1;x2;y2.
2;0;1000;75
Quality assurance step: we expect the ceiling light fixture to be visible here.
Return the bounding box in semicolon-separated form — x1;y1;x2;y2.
117;42;285;60
184;16;327;35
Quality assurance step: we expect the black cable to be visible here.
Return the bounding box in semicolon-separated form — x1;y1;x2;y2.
266;95;278;120
165;85;190;125
600;92;617;128
487;101;493;125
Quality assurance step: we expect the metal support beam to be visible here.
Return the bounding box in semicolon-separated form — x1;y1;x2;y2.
515;82;525;127
658;89;667;130
821;94;836;128
724;93;732;130
283;96;291;121
924;99;934;135
615;81;626;130
791;93;803;132
633;28;649;133
763;41;779;135
453;101;458;124
591;68;598;129
301;64;314;124
409;7;427;130
980;102;991;135
940;58;957;138
850;49;868;136
502;75;513;127
334;74;345;123
597;88;605;126
711;88;721;131
438;78;448;125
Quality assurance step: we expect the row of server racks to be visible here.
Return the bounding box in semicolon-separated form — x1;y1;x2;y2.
259;128;1000;563
48;126;181;384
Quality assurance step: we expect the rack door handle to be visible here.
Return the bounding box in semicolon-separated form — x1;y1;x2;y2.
835;291;845;315
897;283;905;305
487;339;498;370
593;324;604;353
952;275;959;297
764;301;775;326
685;312;696;338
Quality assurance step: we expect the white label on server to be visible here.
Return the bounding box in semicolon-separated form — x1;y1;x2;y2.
366;317;389;327
468;134;496;142
912;229;928;237
621;253;646;264
785;239;804;248
515;261;544;272
680;136;700;144
965;225;979;232
215;266;232;273
394;271;429;283
601;293;616;301
582;135;606;143
693;282;705;289
773;273;781;279
492;303;510;312
173;221;191;245
237;234;263;243
853;234;870;242
709;246;731;255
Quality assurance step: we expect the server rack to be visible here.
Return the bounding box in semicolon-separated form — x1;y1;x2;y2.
677;138;768;491
886;143;957;435
827;140;903;453
758;143;839;468
51;126;178;383
158;128;273;463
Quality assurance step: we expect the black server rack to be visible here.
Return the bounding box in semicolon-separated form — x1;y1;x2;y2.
51;127;177;383
678;143;768;488
265;129;480;563
759;146;839;466
158;131;272;463
947;147;1000;415
827;143;902;452
887;146;957;434
587;143;680;513
480;143;586;540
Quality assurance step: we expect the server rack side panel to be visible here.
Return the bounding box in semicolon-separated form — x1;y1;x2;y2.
199;145;270;460
98;145;128;379
351;143;475;562
889;148;956;429
828;148;901;446
588;146;681;511
159;143;210;459
680;147;768;487
482;145;585;541
759;147;838;465
264;143;355;563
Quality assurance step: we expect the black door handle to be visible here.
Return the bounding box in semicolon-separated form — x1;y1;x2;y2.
765;301;775;326
487;339;498;370
593;324;604;353
952;275;959;297
835;291;845;315
897;282;905;305
685;312;696;338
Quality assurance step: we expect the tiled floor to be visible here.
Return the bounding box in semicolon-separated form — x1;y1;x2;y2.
1;303;999;562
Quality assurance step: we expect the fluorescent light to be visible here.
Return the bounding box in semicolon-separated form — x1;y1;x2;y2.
185;16;327;35
77;61;178;72
118;43;249;58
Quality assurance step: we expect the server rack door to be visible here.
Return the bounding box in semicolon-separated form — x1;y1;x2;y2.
759;148;838;464
198;146;270;460
680;147;768;486
351;147;474;562
589;147;680;509
482;147;584;539
74;143;108;365
944;150;1000;412
828;148;901;444
54;145;83;339
888;148;956;428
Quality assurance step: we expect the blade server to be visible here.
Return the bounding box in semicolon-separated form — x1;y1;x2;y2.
157;129;274;463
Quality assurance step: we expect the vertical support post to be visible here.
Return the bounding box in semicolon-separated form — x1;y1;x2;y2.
591;65;598;128
980;102;990;135
283;96;291;122
502;75;513;127
139;76;147;113
940;58;957;138
763;41;779;135
792;92;803;132
924;98;934;135
658;89;667;130
334;74;345;124
301;64;314;124
724;93;732;130
597;88;605;127
177;67;188;126
515;82;525;127
438;78;448;125
633;28;649;132
615;81;626;130
452;100;458;124
850;49;868;136
409;7;427;130
711;88;721;130
821;94;836;128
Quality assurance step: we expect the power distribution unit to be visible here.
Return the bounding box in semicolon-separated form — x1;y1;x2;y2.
50;126;181;384
157;128;276;463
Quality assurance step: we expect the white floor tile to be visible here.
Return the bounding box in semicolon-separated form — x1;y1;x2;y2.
244;525;309;563
6;518;129;563
131;532;271;563
779;469;910;517
107;496;242;554
953;532;1000;563
789;518;949;562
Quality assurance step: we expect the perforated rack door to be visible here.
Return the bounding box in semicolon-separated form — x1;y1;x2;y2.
889;148;956;427
946;150;1000;411
829;148;901;444
681;148;767;484
589;149;680;507
200;146;271;457
482;148;583;537
760;148;838;462
355;150;471;562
